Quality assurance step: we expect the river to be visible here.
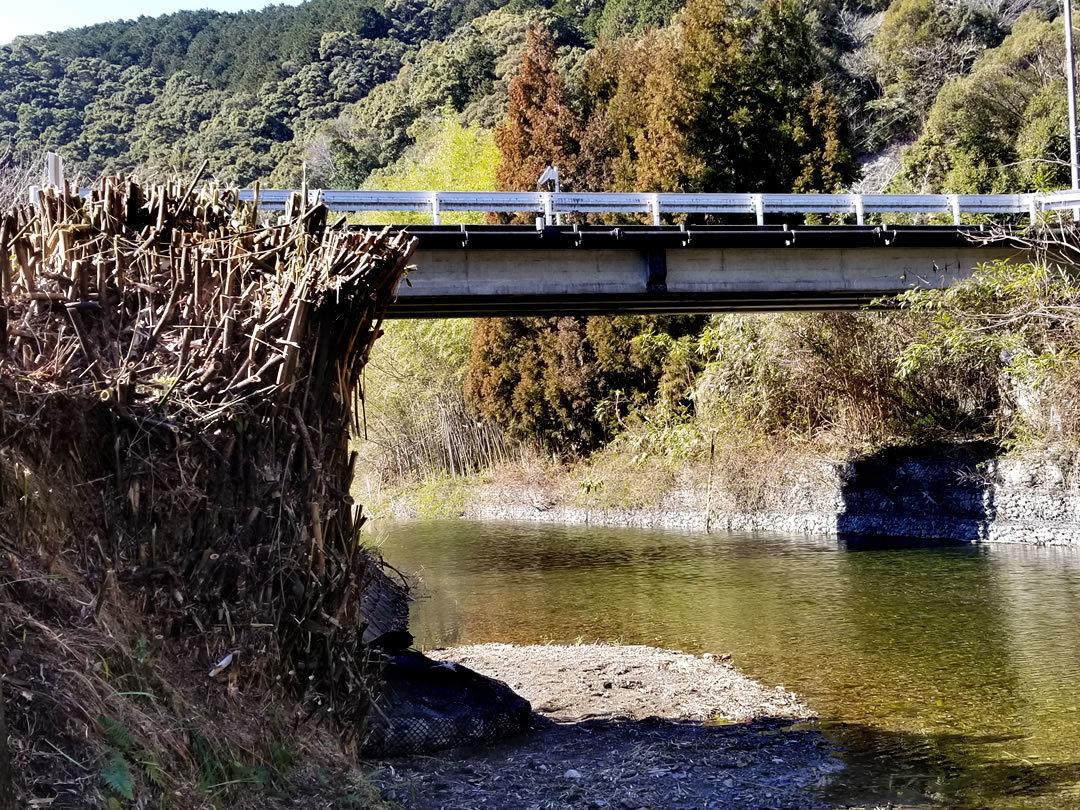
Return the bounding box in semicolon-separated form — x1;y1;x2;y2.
376;520;1080;809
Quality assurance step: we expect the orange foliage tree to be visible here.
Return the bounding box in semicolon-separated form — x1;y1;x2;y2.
468;2;858;455
494;24;584;195
581;0;858;194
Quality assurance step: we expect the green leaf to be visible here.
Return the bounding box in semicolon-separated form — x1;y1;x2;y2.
140;757;168;789
101;751;134;800
98;715;134;752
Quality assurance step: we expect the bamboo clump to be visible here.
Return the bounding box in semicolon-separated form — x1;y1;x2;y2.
0;174;415;739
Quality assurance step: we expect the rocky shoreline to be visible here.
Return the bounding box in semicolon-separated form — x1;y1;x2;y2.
389;445;1080;545
370;643;842;809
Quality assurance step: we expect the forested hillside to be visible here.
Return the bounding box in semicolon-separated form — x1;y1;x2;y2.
0;0;689;185
3;0;1078;486
3;0;1061;192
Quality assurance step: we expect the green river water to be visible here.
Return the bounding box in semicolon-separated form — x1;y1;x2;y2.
376;520;1080;809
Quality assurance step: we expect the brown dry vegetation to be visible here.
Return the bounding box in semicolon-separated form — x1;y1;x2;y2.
0;176;413;807
0;153;38;213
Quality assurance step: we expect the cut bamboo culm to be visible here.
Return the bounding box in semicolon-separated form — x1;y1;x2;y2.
0;176;416;745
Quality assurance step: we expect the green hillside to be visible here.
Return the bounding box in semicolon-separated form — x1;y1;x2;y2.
0;0;522;182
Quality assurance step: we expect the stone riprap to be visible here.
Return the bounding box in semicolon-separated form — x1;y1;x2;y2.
448;447;1080;545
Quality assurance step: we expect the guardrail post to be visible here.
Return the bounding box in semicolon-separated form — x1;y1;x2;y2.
752;194;764;226
542;192;553;226
853;195;865;226
649;194;661;226
948;195;961;225
429;192;441;225
1028;194;1039;227
46;151;64;189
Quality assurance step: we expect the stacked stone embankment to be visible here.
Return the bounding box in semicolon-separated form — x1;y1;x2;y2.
455;446;1080;545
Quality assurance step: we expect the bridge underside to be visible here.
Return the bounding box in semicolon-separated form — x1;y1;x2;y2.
389;289;909;316
377;226;1023;318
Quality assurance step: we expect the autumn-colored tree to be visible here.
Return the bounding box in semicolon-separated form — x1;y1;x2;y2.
579;0;858;194
479;25;601;455
628;0;739;192
465;315;706;455
494;24;583;194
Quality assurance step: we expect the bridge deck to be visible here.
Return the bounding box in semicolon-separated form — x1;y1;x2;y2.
40;169;1046;316
362;225;1023;317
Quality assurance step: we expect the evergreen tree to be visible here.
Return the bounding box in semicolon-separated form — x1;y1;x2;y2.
494;23;583;193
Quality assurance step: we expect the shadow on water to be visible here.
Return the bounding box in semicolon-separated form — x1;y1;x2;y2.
836;442;1001;544
816;720;1080;808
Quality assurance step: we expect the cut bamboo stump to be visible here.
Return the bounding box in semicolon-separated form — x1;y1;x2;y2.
0;176;417;746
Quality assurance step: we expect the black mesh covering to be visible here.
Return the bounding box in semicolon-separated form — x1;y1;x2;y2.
362;651;532;757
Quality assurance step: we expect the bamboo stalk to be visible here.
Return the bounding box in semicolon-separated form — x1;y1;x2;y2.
0;173;415;739
0;217;10;297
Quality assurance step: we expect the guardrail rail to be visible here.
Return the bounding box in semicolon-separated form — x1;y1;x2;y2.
234;189;1063;226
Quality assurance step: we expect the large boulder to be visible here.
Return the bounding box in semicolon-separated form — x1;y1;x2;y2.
362;651;532;756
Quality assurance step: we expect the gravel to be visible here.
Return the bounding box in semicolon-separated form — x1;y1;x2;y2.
369;643;844;809
427;643;814;724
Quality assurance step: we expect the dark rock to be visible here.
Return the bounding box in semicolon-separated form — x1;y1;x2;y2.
358;562;410;645
361;650;532;756
368;629;414;652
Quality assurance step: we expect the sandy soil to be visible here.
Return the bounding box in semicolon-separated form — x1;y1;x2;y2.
428;643;812;723
369;643;844;810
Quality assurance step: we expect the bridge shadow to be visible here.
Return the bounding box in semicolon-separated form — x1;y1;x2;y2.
816;720;1080;808
836;441;1001;544
369;714;1080;809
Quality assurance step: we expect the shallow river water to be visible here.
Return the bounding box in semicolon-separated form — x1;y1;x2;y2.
376;520;1080;809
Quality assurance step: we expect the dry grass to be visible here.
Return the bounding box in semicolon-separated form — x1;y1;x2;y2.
0;150;38;212
0;175;412;806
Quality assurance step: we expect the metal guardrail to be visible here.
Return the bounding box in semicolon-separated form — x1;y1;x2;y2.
27;151;1078;226
236;189;1050;226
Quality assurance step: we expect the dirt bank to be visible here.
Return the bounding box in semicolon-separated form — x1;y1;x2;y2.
370;643;842;809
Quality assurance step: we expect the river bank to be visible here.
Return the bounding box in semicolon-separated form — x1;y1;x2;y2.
379;442;1080;545
370;643;844;809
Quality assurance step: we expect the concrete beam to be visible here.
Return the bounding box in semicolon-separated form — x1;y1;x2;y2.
387;244;1023;318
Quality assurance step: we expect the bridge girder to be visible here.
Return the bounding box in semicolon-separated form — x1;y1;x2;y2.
375;226;1025;318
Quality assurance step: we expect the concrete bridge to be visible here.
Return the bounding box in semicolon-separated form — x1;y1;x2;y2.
368;223;1019;317
238;189;1075;316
